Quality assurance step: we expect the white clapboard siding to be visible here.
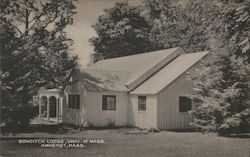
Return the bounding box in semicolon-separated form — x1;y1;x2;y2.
128;95;157;129
62;81;87;126
85;91;128;126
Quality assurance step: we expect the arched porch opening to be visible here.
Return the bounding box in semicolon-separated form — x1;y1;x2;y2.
49;96;57;118
40;96;48;118
35;88;63;123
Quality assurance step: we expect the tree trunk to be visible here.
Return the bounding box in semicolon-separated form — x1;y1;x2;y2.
25;9;29;36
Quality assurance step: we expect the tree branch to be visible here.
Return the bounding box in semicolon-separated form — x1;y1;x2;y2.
28;13;43;24
14;6;26;17
41;14;58;31
24;9;30;35
0;19;23;36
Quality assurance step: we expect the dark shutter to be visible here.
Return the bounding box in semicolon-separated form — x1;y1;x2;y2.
179;96;192;112
73;95;76;109
68;95;72;108
68;95;80;109
76;95;80;109
102;95;107;110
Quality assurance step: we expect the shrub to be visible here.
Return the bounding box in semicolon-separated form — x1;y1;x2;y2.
148;127;160;133
107;119;115;128
1;102;38;134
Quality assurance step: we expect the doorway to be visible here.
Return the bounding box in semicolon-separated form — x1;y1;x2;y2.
49;96;57;118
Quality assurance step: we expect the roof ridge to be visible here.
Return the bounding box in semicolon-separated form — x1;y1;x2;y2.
95;47;180;62
181;51;209;55
83;68;132;73
126;47;184;89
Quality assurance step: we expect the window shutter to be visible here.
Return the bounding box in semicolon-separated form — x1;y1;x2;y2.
179;96;192;112
102;95;106;110
68;95;72;108
76;95;80;109
68;95;80;109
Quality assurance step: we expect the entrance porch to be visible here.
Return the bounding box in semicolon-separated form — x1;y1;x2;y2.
33;88;63;122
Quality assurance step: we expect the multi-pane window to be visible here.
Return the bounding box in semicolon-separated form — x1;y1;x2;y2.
102;95;116;110
138;96;146;111
68;95;80;109
179;96;192;112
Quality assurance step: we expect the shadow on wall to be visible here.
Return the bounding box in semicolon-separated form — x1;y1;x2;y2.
62;105;89;128
69;69;105;91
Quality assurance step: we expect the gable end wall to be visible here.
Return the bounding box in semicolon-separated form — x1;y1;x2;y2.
127;48;185;90
157;72;194;130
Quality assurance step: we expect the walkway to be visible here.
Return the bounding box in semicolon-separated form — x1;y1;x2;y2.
30;117;62;125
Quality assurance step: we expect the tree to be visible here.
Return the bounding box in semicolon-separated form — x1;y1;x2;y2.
0;0;78;129
145;0;221;53
189;0;250;134
89;1;153;58
223;0;250;62
190;50;250;134
144;0;250;134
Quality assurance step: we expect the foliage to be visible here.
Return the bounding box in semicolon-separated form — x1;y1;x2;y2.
189;0;250;134
223;0;250;61
89;1;153;58
190;51;250;134
144;0;221;52
0;0;78;129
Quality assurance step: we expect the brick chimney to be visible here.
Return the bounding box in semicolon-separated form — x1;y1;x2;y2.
89;53;105;65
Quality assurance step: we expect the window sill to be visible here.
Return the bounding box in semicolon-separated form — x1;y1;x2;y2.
179;111;189;113
68;108;80;111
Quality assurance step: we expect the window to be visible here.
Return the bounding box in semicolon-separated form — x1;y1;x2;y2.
102;95;116;110
68;95;80;109
138;96;146;111
179;96;192;112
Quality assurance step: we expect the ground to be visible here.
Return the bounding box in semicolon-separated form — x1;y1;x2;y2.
0;127;249;157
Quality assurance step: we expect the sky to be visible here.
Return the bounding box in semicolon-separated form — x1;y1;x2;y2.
66;0;141;68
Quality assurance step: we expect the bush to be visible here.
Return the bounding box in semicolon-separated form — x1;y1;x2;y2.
0;120;20;136
107;119;115;128
1;102;38;134
15;104;38;128
148;127;160;133
218;109;250;135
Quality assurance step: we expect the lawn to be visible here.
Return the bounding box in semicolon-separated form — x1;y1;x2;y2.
0;128;249;157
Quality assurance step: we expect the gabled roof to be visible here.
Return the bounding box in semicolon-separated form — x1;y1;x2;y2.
88;47;183;89
130;51;209;94
71;69;131;91
37;88;62;95
73;47;208;92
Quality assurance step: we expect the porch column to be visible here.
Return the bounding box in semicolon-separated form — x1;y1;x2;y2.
39;97;41;118
56;97;59;122
47;96;50;120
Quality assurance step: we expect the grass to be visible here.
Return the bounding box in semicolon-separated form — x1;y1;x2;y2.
0;127;249;157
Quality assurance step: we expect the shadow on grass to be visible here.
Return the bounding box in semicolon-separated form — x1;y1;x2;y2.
24;123;83;134
22;123;134;134
218;134;250;138
82;125;134;131
166;128;196;132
